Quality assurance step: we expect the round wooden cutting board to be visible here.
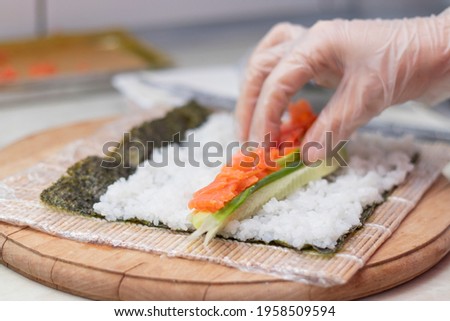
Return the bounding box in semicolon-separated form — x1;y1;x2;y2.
0;118;449;300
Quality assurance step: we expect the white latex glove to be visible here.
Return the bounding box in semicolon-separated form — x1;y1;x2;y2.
236;9;450;160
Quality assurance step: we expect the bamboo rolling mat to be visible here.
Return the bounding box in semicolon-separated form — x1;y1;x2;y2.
0;110;449;294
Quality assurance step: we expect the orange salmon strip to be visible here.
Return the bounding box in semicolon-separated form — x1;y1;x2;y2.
189;99;317;213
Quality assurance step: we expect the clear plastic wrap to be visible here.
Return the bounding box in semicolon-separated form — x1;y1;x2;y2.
0;112;449;287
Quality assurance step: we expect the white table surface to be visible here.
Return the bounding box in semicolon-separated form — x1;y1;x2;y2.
0;21;449;300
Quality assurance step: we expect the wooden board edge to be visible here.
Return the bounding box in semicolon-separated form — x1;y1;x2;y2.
0;116;117;180
1;222;448;300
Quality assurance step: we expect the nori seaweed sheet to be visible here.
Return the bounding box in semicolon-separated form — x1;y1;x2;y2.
40;100;211;216
41;102;418;255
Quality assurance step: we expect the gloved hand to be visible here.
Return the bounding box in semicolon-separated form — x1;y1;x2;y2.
236;9;450;160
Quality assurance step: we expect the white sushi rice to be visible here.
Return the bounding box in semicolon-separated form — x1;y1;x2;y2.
94;113;237;231
94;113;416;249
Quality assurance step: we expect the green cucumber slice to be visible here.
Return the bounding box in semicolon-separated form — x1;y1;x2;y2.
189;149;347;245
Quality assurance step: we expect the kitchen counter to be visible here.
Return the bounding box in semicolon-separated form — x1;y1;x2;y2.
1;20;449;300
